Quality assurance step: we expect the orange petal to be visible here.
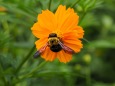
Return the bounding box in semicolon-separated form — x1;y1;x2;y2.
62;36;83;53
62;31;79;39
55;5;79;34
38;10;56;32
55;5;66;30
41;47;57;61
73;26;84;38
57;50;72;63
31;22;51;38
35;38;48;50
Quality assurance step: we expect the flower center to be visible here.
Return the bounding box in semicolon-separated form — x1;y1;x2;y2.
48;33;62;52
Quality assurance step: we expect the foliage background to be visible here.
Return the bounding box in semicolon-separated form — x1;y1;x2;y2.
0;0;115;86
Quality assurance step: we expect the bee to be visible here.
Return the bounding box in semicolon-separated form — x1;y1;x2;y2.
34;33;75;58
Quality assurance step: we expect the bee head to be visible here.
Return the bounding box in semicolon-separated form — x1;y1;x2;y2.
48;33;60;46
48;33;57;38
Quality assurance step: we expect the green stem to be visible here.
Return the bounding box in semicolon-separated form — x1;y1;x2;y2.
15;45;35;74
86;67;91;86
82;38;90;43
23;61;47;78
13;61;47;84
48;0;52;10
2;76;7;86
79;12;86;25
0;64;7;85
71;0;81;8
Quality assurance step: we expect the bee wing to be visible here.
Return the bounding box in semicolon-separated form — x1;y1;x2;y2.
34;43;48;58
58;41;75;54
34;51;40;58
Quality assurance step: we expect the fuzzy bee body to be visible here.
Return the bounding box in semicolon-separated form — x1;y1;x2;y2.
48;37;62;52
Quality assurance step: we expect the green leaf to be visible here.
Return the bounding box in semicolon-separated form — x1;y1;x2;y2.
90;40;115;48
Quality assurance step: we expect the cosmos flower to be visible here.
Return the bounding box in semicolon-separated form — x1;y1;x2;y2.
0;6;7;12
31;5;84;63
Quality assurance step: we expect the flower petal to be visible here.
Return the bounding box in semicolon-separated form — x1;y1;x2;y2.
73;26;84;38
55;5;66;30
31;22;51;38
62;35;83;53
55;5;79;34
35;38;48;50
57;50;72;63
62;31;79;39
38;10;56;32
41;47;57;61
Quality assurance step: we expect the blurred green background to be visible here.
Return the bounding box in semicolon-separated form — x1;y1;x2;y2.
0;0;115;86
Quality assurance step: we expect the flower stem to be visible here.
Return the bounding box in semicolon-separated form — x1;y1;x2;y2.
71;0;81;8
13;61;47;84
86;67;91;86
48;0;52;10
79;12;86;25
82;38;90;43
23;61;47;78
15;45;35;74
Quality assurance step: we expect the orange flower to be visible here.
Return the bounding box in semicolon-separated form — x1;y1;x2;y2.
31;5;84;63
0;6;7;12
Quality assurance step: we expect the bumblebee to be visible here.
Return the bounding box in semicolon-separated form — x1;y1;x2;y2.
48;33;62;52
34;33;75;58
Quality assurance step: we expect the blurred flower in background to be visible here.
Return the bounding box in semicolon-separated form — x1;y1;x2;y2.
0;6;7;12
